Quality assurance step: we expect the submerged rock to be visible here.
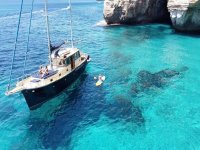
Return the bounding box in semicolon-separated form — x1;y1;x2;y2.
131;67;188;96
105;95;145;125
168;0;200;32
103;0;170;24
154;69;179;78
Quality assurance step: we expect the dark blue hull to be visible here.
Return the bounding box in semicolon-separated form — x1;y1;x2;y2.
22;60;88;110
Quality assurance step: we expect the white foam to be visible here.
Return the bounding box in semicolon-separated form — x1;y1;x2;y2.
95;20;108;27
95;20;120;27
48;7;70;15
0;7;71;20
0;9;44;21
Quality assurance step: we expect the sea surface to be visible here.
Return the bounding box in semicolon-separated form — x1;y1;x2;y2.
1;2;200;150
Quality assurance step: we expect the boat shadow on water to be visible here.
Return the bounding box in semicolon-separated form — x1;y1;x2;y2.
14;72;90;149
16;74;145;149
15;67;188;149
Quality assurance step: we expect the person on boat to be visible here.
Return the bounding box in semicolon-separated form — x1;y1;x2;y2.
44;66;49;76
39;66;43;76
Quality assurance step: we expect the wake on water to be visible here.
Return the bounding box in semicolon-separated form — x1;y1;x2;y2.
0;10;44;21
0;7;71;21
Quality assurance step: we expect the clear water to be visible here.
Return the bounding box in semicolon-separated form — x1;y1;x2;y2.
1;2;200;150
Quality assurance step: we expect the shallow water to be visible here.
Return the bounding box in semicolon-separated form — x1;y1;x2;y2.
1;2;200;150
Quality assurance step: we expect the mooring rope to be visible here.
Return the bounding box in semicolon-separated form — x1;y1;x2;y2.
23;0;35;77
7;0;24;91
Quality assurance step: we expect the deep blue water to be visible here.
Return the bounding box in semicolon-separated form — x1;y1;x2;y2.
1;2;200;150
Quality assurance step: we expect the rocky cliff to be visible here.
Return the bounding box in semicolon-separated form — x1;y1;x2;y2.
104;0;200;32
168;0;200;32
104;0;170;24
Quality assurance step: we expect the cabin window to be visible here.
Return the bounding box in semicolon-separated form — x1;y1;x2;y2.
65;57;71;66
74;52;80;60
78;52;80;58
74;53;77;60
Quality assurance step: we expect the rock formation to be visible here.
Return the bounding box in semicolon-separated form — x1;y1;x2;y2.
104;0;170;24
104;0;200;32
168;0;200;32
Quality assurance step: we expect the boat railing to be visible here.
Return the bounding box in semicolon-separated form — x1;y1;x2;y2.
16;63;56;82
18;74;31;82
7;70;41;93
9;70;41;89
7;73;31;90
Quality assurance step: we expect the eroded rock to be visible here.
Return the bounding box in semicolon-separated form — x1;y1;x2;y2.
168;0;200;32
103;0;200;32
104;0;170;24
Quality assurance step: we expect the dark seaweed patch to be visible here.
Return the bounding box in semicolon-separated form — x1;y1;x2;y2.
105;95;144;125
131;67;188;96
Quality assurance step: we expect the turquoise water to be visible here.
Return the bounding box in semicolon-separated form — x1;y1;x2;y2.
1;2;200;150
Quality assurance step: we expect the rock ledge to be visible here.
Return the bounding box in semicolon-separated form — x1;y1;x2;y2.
104;0;200;32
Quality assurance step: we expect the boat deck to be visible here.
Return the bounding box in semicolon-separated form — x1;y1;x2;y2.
7;54;88;95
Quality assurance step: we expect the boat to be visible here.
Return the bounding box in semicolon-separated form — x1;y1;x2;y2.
6;0;90;109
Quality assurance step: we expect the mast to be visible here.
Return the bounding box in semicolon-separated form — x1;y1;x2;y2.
68;0;74;48
23;0;34;77
44;0;52;68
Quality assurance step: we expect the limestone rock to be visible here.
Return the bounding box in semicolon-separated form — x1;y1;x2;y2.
103;0;170;24
168;0;200;32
